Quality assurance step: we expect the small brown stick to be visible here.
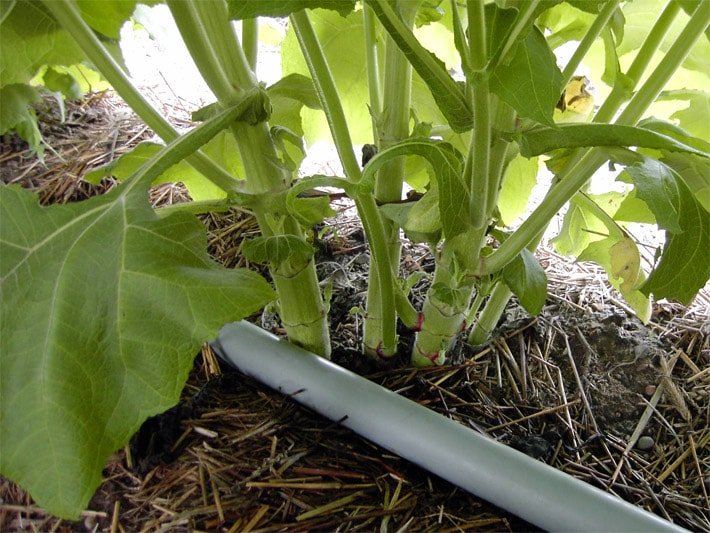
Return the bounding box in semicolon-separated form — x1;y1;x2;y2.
486;400;581;431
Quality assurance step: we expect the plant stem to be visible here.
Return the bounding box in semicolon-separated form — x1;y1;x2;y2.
363;0;418;357
291;9;398;355
561;0;620;85
168;0;330;357
467;0;490;230
44;0;240;193
289;11;362;182
242;18;259;71
468;281;512;346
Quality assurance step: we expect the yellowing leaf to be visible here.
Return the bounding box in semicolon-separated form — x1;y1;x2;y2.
610;236;641;292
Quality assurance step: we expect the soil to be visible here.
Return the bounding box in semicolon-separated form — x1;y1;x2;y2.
1;93;708;532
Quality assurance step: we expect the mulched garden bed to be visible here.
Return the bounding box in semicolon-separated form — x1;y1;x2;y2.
1;92;708;532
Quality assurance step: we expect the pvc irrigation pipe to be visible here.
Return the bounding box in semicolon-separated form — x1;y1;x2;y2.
214;321;684;532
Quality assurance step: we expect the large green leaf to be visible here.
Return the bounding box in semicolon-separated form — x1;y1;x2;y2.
625;159;710;304
0;97;276;519
489;24;563;127
519;123;710;158
226;0;356;19
502;249;547;316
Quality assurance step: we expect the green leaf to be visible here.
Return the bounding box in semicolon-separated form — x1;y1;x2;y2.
84;140;233;201
0;1;86;86
578;235;652;322
538;2;595;49
430;281;470;309
665;90;710;142
42;66;82;100
268;73;321;110
76;0;138;39
502;249;547;316
625;159;710;304
363;139;468;239
490;26;563;127
613;187;656;225
0;83;43;156
519;123;710;158
661;153;710;212
625;159;683;233
289;195;336;226
552;192;624;256
0;0;16;24
379;188;442;244
282;7;374;144
497;155;539;226
241;235;315;265
0;96;276;519
227;0;356;19
0;185;274;520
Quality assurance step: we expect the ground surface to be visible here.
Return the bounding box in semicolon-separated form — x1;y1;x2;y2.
1;93;709;532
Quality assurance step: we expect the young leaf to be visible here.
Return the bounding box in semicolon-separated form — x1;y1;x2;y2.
502;249;548;316
84;139;234;201
226;0;356;19
625;159;710;304
519;123;710;158
489;26;563;127
0;83;43;156
664;90;710;141
241;234;315;266
267;73;321;110
552;192;625;256
362;139;468;239
290;195;336;226
578;235;652;322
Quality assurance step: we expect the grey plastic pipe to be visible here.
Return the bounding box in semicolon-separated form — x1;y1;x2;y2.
214;321;684;532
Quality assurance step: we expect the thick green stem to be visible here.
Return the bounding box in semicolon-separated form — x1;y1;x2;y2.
479;2;709;277
290;11;362;182
467;0;490;230
242;18;259;71
169;1;330;356
44;0;240;193
291;9;398;355
561;0;620;85
363;1;418;357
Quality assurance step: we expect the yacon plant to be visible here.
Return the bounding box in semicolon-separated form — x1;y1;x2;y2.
1;0;709;520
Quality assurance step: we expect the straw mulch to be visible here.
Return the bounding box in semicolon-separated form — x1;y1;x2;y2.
1;93;708;532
